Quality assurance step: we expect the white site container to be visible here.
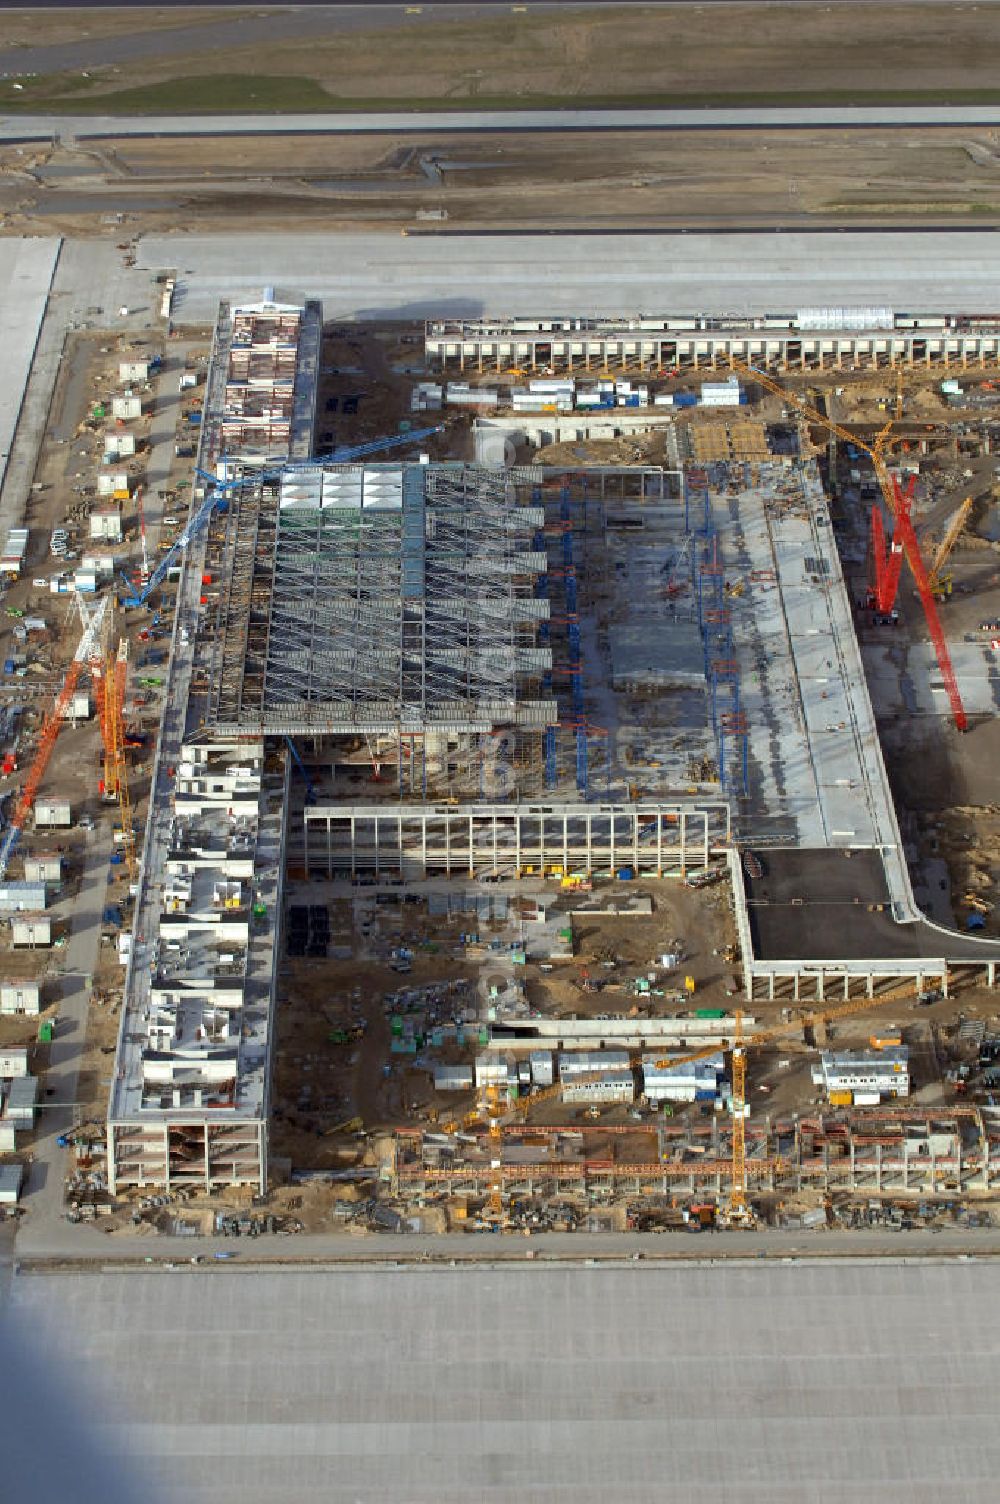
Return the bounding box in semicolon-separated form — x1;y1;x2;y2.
111;395;142;421
23;855;61;884
11;916;51;948
34;798;72;828
89;508;123;542
529;1050;554;1087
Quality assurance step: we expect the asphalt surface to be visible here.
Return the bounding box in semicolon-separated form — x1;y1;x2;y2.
0;240;59;511
746;847;1000;963
8;105;1000;142
0;4;517;78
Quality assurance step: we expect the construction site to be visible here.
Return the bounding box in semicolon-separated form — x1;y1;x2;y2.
7;286;1000;1241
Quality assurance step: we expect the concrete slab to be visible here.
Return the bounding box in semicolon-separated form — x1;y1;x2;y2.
137;231;1000;325
0;238;60;509
7;1262;1000;1503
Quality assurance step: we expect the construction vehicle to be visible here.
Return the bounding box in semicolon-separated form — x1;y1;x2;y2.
727;356;968;732
0;597;109;879
323;1115;365;1136
927;495;973;601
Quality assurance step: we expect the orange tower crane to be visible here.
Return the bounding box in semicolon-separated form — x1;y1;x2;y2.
0;596;109;878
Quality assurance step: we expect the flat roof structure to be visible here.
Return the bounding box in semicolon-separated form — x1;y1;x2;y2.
427;308;1000;375
199;462;558;738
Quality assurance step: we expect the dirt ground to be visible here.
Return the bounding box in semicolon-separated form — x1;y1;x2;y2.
5;5;1000;107
7;126;1000;238
268;873;740;1163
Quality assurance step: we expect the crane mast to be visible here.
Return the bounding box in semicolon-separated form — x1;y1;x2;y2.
0;597;109;879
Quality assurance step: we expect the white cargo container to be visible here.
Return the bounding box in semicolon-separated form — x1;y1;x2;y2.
98;471;130;497
474;1051;517;1088
23;855;61;884
0;1164;23;1204
4;1075;38;1129
72;572;98;595
445;384;499;407
11;915;51;948
0;883;47;913
60;691;91;722
81;552;117;580
0;528;28;578
119;360;149;383
111;395;142;420
700;379;743;407
561;1071;634;1105
529;1049;554;1087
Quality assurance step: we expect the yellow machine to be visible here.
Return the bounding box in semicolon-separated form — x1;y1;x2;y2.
928;496;973;601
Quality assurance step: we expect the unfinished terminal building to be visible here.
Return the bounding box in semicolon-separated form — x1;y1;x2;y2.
107;295;1000;1196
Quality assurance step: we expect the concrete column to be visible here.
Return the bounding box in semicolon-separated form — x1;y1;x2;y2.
769;973;776;1001
843;974;850;1000
867;972;875;998
793;973;801;1002
816;971;825;1002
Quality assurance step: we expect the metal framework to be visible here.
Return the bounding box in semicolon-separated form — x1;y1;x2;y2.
199;463;558;739
425;314;1000;375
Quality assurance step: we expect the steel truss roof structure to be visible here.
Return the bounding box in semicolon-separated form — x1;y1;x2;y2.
200;462;558;738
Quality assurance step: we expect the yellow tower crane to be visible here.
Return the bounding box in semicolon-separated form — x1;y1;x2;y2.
927;495;973;601
92;606;136;881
